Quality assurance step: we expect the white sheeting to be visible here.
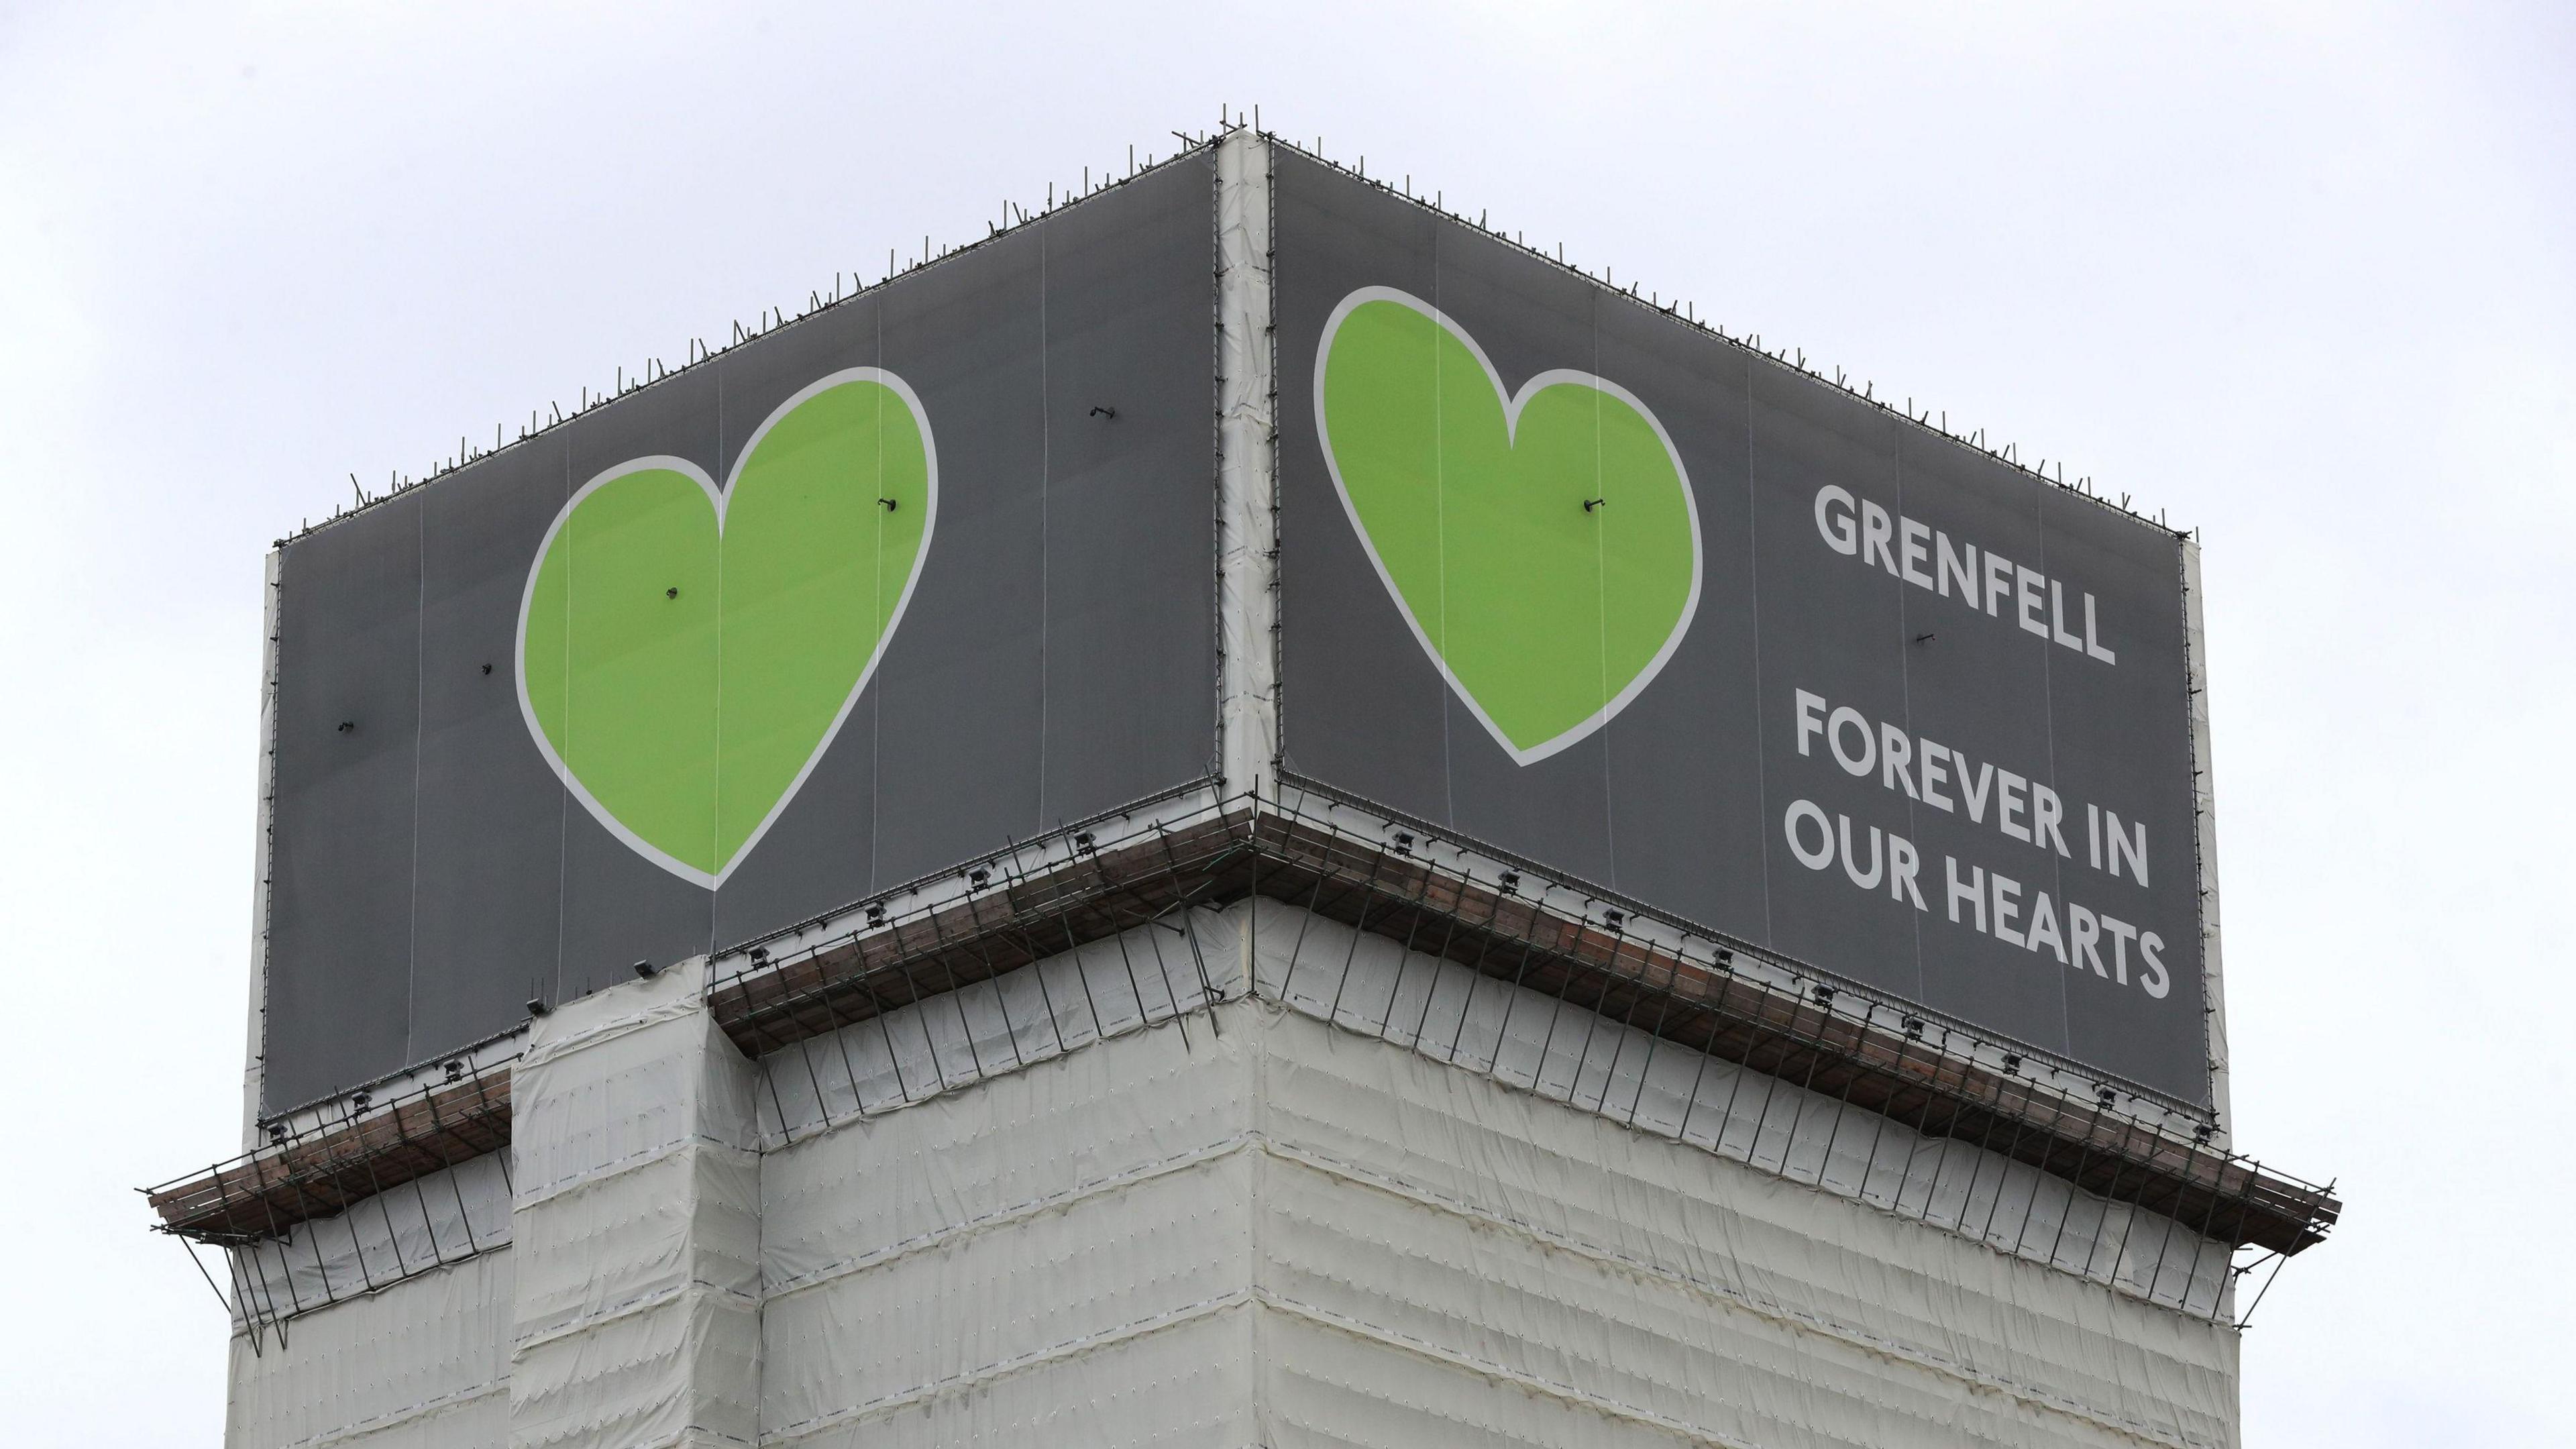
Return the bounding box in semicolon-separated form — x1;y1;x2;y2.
1215;126;1280;794
1248;898;2233;1318
757;910;1236;1145
230;900;2240;1449
2182;535;2235;1148
761;1013;1258;1444
506;954;762;1448
757;946;2237;1447
1250;1001;2235;1448
225;1248;512;1449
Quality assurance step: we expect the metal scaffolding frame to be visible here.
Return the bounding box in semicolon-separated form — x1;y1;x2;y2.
706;783;2338;1287
144;1060;513;1350
147;780;2338;1332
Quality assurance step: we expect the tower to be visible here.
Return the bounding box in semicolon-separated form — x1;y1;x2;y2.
148;127;2337;1449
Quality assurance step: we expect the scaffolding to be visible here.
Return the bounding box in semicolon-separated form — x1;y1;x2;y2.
148;779;2338;1332
144;1059;513;1347
708;780;2339;1281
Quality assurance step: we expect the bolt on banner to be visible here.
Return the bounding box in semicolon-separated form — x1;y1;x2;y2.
1273;150;2210;1104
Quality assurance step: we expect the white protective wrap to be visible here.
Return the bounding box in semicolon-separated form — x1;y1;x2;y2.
757;912;1234;1144
1248;1002;2236;1448
2181;535;2233;1146
761;1017;1260;1446
230;899;2238;1449
225;1249;513;1449
1248;898;2233;1316
507;955;762;1449
241;545;282;1148
1214;126;1279;795
752;898;2235;1447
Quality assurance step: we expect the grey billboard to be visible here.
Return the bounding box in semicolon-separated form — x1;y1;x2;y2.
1272;152;2210;1104
259;139;2211;1116
260;157;1217;1113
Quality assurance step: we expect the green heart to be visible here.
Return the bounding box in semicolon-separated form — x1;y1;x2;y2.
1316;288;1701;763
517;368;935;885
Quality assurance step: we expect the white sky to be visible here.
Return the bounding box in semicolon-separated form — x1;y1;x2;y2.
1;2;2568;1442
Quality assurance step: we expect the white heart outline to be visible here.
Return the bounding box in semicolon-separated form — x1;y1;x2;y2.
1313;286;1703;766
514;366;938;889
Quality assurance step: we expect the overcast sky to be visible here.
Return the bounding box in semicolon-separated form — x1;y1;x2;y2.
3;3;2569;1443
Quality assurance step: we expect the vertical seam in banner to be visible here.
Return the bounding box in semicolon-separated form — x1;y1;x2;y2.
873;342;887;851
406;494;425;1061
1432;222;1453;822
1594;292;1617;885
1039;231;1051;822
553;447;572;1002
713;383;727;925
1747;362;1773;941
1892;434;1925;1003
2033;480;2070;1048
868;302;885;894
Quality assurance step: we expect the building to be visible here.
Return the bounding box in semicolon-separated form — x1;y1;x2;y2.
147;125;2338;1449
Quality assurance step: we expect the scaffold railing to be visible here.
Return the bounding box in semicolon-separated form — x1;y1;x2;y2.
144;780;2339;1279
706;781;2340;1260
144;1060;511;1246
